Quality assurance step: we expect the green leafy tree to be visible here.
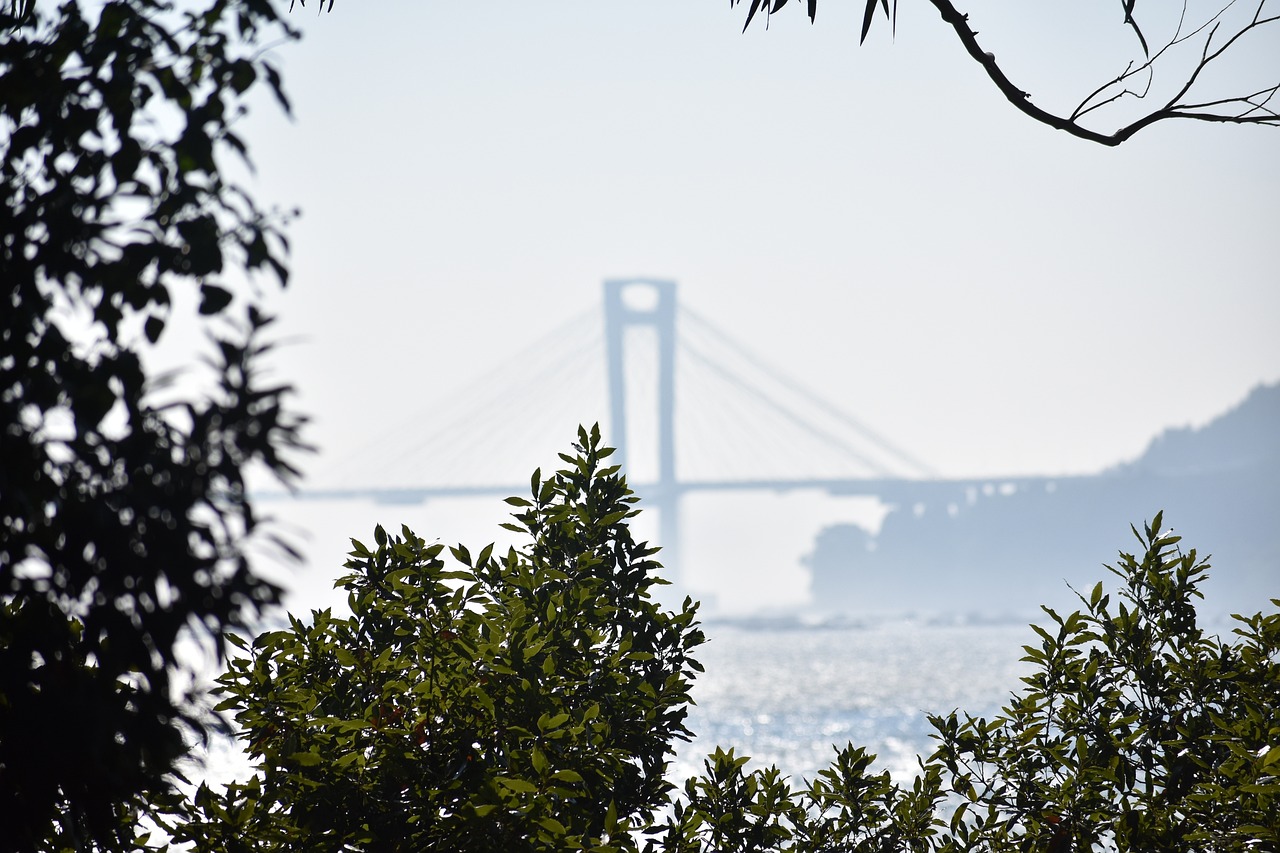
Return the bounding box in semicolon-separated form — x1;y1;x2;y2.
929;512;1280;852
1;1;305;848
735;0;1280;145
168;427;704;852
657;744;942;853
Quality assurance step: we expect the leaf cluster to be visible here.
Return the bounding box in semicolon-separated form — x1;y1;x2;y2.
929;512;1280;852
1;1;306;848
734;0;1151;50
167;427;705;853
657;743;942;853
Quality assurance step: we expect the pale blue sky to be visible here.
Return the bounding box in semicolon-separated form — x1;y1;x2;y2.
235;1;1279;612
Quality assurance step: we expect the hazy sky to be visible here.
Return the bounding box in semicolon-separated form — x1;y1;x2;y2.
233;1;1279;613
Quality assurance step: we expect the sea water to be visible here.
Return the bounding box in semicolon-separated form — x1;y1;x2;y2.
673;621;1034;785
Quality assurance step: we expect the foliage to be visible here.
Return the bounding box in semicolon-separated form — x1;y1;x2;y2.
657;745;942;853
733;0;1280;145
0;0;305;848
929;512;1280;852
167;427;704;852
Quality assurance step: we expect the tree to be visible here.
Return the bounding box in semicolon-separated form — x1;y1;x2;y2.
165;430;1278;851
927;512;1280;851
658;744;943;853
166;427;704;853
0;1;306;848
735;0;1280;145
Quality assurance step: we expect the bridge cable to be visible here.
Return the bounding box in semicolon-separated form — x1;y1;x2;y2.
312;306;604;490
678;336;897;479
679;307;937;478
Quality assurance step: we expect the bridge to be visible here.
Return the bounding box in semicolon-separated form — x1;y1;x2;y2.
300;279;1061;581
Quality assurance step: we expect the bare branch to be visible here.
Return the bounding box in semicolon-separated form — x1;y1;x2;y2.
734;0;1279;144
925;0;1280;145
924;0;1124;144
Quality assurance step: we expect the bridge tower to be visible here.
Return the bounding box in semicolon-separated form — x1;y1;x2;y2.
603;279;680;578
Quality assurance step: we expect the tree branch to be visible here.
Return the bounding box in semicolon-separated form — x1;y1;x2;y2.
926;0;1280;145
735;0;1280;145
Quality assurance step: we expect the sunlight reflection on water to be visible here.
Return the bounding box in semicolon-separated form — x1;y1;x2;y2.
674;622;1034;784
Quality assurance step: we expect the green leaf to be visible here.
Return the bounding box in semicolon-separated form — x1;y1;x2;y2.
539;712;570;732
538;816;567;835
495;776;538;794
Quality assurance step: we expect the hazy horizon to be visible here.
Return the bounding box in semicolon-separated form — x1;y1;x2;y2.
225;1;1277;616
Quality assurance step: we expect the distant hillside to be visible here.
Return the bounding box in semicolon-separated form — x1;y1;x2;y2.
804;383;1280;620
1120;382;1280;476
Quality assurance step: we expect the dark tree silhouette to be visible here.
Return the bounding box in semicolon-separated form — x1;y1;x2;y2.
1;1;307;848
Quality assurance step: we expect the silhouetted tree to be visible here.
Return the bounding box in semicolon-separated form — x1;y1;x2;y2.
1;1;306;848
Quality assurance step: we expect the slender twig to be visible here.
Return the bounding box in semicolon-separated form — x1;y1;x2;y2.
1071;0;1195;121
1072;63;1154;123
1178;83;1280;115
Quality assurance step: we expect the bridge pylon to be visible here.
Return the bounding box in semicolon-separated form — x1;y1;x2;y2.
604;279;680;580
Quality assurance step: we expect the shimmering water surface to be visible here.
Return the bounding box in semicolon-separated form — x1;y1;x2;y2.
673;622;1034;784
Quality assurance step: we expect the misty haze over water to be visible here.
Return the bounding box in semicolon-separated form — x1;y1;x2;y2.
798;382;1279;621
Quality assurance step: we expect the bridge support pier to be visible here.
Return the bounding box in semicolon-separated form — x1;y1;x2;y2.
604;279;681;584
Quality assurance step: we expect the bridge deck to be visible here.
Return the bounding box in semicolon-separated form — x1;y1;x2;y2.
276;475;1077;506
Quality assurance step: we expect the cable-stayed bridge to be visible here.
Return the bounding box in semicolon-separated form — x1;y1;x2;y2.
301;279;1058;580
